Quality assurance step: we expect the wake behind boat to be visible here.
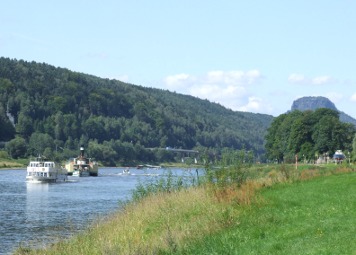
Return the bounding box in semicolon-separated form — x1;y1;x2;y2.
26;156;68;183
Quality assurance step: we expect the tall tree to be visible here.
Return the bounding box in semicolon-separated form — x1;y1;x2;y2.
265;108;356;162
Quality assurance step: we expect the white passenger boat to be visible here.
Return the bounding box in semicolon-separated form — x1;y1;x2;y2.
26;156;68;183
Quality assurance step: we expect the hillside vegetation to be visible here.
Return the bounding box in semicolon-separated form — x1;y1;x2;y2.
0;57;273;165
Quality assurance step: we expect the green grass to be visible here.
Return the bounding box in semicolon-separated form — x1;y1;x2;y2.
168;172;356;254
0;158;27;168
14;164;356;254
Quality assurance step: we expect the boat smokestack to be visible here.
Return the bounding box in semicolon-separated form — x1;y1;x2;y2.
80;146;85;158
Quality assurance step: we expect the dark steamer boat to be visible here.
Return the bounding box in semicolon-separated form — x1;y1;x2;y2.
65;146;98;176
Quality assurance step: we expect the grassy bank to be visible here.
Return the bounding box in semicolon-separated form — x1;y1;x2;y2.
15;164;356;254
169;170;356;254
0;158;27;169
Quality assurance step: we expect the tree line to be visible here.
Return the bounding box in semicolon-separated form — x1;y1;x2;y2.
265;108;356;163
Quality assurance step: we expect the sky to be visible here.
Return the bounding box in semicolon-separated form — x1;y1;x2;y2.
2;1;356;118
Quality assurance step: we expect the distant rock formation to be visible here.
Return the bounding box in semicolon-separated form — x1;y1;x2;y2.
291;96;356;126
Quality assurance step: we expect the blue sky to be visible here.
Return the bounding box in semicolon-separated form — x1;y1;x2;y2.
2;1;356;118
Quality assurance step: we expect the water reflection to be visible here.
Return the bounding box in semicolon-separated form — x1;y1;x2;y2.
25;183;50;231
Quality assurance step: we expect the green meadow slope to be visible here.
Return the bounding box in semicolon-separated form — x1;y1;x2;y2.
173;171;356;254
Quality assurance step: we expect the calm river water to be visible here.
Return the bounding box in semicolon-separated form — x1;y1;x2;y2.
0;167;200;255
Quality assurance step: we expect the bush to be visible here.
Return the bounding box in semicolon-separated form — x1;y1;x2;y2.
0;150;9;159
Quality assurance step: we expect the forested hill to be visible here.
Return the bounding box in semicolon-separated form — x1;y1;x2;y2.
0;57;273;164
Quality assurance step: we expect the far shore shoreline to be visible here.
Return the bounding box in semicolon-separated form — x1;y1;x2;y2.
0;167;26;170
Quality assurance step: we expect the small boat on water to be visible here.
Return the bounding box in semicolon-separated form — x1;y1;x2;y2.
122;168;130;175
26;156;68;183
136;164;161;169
65;146;98;176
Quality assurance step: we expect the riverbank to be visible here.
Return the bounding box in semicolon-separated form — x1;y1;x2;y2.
14;164;356;254
0;159;27;169
0;158;203;170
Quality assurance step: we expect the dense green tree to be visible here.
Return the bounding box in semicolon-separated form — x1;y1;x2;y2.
5;136;27;158
16;112;33;138
0;106;15;141
54;112;65;140
265;113;289;162
312;115;336;153
28;132;55;156
288;111;312;153
352;134;356;161
266;109;356;162
83;117;106;142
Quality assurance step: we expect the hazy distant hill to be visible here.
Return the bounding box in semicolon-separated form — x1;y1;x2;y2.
291;96;356;126
0;57;273;163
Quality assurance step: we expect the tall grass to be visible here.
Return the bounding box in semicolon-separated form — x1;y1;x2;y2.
14;155;355;254
131;170;192;202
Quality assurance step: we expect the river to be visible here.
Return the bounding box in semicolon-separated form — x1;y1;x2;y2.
0;167;200;255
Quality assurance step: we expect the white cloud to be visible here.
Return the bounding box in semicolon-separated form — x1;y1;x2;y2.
311;76;333;85
237;97;261;111
205;70;262;85
190;83;247;102
350;93;356;102
164;73;193;90
162;70;268;113
288;74;334;85
237;97;273;113
288;74;306;84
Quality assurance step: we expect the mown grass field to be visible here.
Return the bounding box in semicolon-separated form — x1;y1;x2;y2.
15;164;356;254
169;172;356;254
